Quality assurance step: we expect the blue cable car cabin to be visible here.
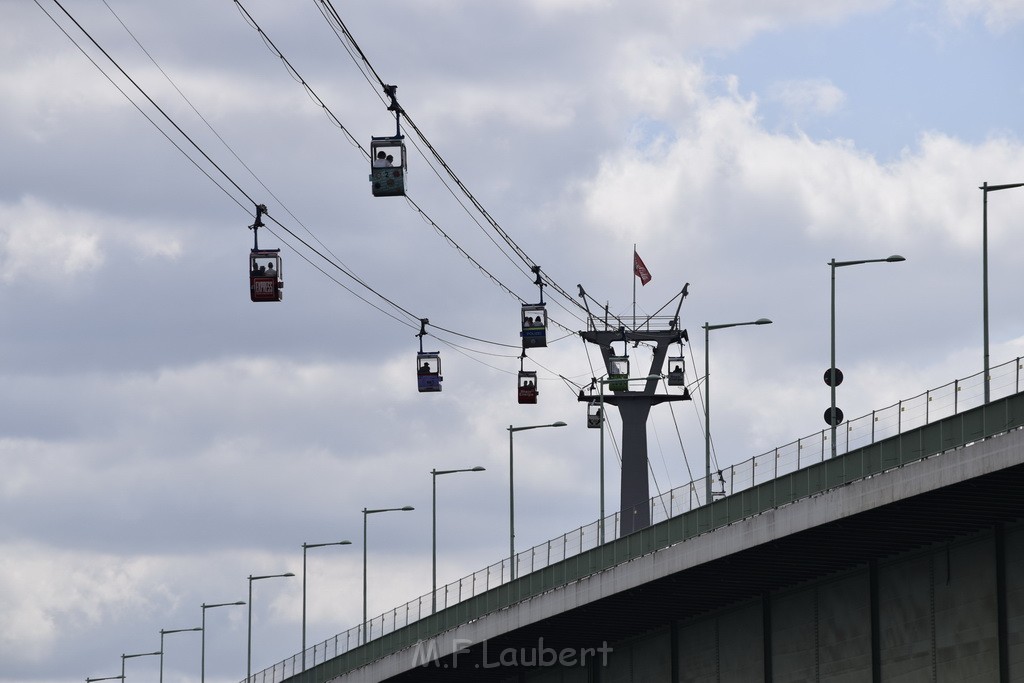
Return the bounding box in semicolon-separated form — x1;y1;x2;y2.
518;371;538;404
608;356;629;392
250;249;282;302
520;304;547;349
587;400;602;428
417;352;442;392
369;136;407;197
667;356;686;386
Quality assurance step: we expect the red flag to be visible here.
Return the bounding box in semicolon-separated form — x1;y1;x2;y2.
633;250;652;286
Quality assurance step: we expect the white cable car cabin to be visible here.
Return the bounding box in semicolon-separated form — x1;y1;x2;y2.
250;249;282;302
369;137;407;197
518;371;538;404
587;400;603;428
417;352;442;392
608;356;629;392
667;356;686;386
520;304;547;349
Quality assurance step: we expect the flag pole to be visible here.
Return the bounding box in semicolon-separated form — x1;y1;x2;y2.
632;243;637;329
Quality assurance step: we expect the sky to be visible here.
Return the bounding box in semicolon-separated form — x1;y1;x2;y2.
2;1;1024;681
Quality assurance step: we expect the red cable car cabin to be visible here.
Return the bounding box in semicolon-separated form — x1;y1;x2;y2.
250;249;282;302
518;370;538;404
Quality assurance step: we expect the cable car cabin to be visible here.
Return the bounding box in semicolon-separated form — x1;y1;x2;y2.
369;137;407;197
250;249;282;302
416;352;442;393
667;357;686;386
587;401;603;428
608;356;629;392
518;371;538;404
520;304;547;348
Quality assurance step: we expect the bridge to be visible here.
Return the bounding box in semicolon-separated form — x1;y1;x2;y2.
251;358;1024;682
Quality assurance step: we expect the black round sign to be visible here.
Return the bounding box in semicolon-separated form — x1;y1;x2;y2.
824;406;844;427
824;367;844;387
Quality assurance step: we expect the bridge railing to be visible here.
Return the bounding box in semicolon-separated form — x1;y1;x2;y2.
247;356;1023;683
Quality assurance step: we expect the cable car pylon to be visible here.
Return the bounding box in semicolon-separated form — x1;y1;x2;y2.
577;285;692;536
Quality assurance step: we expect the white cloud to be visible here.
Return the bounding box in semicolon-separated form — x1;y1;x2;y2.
945;0;1024;30
768;78;847;117
0;545;160;663
571;57;1024;254
0;197;103;282
0;197;182;285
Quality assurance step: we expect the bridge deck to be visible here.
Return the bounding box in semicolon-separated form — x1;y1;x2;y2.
268;392;1024;683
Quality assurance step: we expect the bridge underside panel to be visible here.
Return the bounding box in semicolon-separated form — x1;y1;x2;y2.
582;526;1020;683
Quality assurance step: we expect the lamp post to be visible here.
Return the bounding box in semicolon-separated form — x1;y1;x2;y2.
247;572;294;683
201;600;244;683
598;379;607;545
86;676;124;682
703;318;772;504
981;181;1024;403
431;466;485;613
121;651;160;682
159;627;201;683
508;421;567;580
301;540;351;671
828;255;905;459
362;505;414;644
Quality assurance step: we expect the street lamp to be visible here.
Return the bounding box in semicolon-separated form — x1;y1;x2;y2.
508;421;567;580
828;255;905;459
159;627;201;683
247;572;294;683
86;676;124;683
980;181;1024;403
703;318;772;504
201;600;244;683
302;540;351;671
362;505;414;644
121;651;160;682
431;466;485;613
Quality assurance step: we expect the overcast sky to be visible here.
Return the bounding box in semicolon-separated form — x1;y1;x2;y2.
3;1;1024;681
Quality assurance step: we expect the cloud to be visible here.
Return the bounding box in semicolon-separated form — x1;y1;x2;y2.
0;544;160;664
945;0;1024;31
569;56;1024;256
768;78;847;117
0;197;181;285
